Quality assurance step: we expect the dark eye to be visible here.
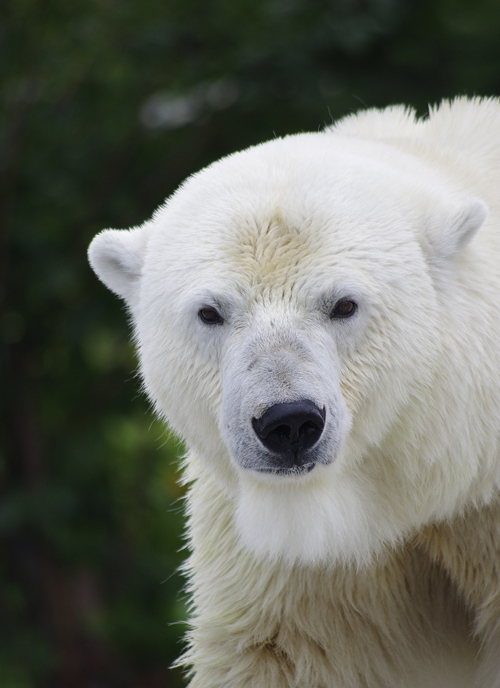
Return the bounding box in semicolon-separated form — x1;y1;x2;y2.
330;299;357;319
198;307;224;325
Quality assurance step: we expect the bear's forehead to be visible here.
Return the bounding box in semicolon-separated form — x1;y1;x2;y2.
153;137;427;300
205;199;412;299
219;208;325;293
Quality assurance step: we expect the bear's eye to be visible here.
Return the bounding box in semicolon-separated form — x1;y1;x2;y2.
330;299;357;319
198;307;224;325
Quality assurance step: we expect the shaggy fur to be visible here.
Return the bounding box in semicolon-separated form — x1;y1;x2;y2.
89;98;500;687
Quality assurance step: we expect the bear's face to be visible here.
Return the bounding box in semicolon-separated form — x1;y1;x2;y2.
89;134;488;564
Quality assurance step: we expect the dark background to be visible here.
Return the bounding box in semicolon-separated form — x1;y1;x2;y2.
2;1;500;686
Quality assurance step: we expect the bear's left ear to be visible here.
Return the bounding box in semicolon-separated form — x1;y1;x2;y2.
425;197;488;267
88;222;152;309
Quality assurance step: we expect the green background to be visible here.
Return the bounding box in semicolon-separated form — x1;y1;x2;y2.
2;0;500;686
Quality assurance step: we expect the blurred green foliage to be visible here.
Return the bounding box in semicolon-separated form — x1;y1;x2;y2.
1;0;500;686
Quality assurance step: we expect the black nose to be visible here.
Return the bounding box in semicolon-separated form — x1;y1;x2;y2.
252;400;325;457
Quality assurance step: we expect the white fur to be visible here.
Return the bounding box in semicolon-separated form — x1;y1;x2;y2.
89;98;500;687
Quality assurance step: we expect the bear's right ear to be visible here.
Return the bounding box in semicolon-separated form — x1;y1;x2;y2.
88;223;152;308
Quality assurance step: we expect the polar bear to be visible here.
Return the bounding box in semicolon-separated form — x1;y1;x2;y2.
89;97;500;688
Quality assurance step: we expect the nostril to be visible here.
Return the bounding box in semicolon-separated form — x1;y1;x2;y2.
272;424;292;443
300;420;320;440
252;400;325;457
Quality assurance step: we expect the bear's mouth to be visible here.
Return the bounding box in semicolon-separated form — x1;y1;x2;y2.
254;463;316;476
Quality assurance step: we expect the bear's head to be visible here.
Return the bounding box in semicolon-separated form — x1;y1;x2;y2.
89;133;488;565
